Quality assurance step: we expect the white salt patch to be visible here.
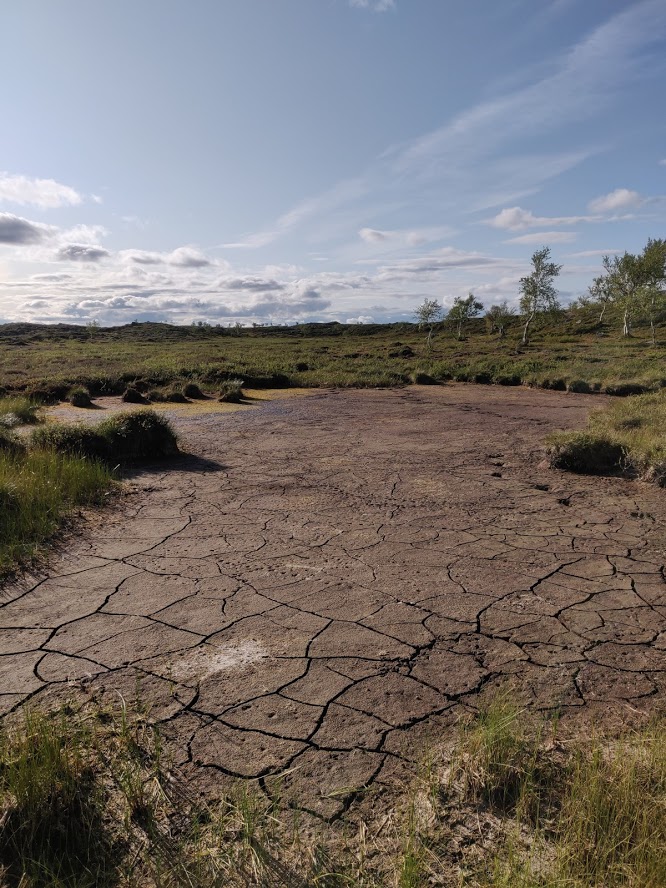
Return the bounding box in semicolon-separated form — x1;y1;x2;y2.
166;640;265;682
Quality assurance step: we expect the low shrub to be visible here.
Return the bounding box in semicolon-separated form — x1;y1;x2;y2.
411;371;438;385
540;378;567;391
566;379;592;394
97;410;179;460
603;382;650;396
121;387;148;404
219;378;244;403
494;373;522;386
183;382;205;399
164;388;189;403
69;385;93;407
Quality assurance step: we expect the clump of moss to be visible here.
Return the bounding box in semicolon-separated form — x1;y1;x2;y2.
69;386;93;407
219;379;244;403
164;388;189;403
183;382;205;399
121;387;148;405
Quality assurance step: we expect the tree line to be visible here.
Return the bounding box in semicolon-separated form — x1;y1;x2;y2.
415;238;666;347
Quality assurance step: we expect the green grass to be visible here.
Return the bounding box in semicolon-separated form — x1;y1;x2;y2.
0;448;112;576
32;409;179;463
0;307;664;398
0;397;41;427
3;698;663;887
549;389;666;484
0;406;178;577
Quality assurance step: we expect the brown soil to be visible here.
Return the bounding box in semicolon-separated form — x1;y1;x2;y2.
1;385;665;819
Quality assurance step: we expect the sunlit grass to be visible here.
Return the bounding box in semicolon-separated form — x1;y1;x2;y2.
0;448;113;575
550;389;666;484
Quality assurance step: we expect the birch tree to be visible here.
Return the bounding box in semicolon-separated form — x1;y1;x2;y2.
519;247;561;345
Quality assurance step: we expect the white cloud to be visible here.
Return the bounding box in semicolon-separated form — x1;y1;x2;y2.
587;188;643;213
0;173;82;208
119;246;213;267
346;315;374;323
566;248;623;257
358;225;453;247
350;0;395;11
56;244;110;262
359;227;389;243
167;246;211;268
504;231;576;245
487;206;595;231
0;213;55;244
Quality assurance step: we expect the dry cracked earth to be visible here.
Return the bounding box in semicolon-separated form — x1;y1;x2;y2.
1;386;665;819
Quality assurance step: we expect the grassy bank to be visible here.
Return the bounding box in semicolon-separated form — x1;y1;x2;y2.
1;697;663;887
0;405;179;577
0;311;664;399
549;389;666;485
0;447;112;576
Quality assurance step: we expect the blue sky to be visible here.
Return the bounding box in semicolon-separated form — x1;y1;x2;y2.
1;0;664;326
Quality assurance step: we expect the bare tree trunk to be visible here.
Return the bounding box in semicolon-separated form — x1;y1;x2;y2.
457;319;462;340
622;308;631;337
650;316;655;346
426;326;433;350
522;312;534;345
598;303;606;324
498;325;505;338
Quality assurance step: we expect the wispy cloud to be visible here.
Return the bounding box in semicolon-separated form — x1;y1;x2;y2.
504;230;577;245
358;225;453;246
566;249;623;257
0;173;82;209
487;207;596;230
222;2;664;257
349;0;396;11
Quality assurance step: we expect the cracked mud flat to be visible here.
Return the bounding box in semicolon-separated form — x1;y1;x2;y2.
2;385;665;819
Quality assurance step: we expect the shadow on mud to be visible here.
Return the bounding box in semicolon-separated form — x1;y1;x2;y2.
123;452;227;477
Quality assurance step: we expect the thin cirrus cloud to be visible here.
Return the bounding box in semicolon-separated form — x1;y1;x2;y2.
349;0;396;11
0;173;82;209
504;231;577;245
358;226;453;246
486;207;596;231
222;1;664;257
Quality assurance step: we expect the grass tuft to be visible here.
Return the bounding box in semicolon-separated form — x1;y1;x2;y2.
69;385;93;408
0;397;41;427
121;387;148;404
0;448;112;575
219;378;245;403
549;389;666;484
